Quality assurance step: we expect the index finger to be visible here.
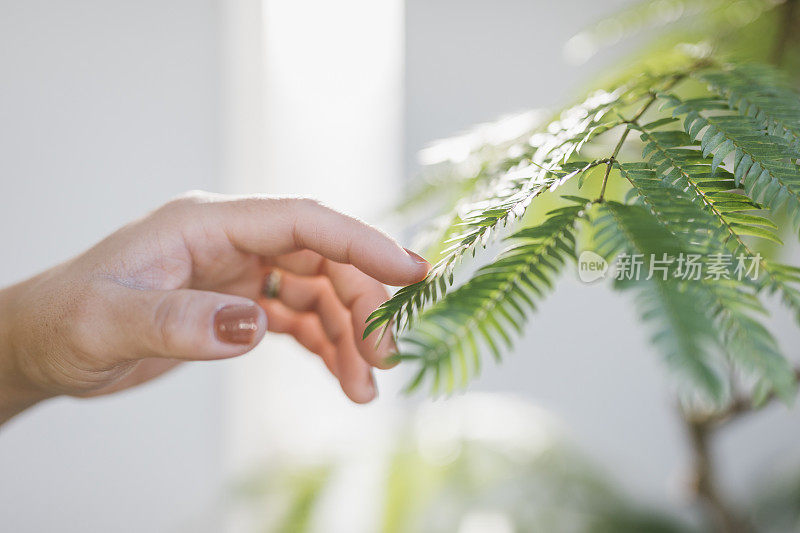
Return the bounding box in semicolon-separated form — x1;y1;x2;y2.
208;196;429;287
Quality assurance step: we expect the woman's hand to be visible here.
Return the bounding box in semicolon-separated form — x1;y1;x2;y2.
0;192;429;423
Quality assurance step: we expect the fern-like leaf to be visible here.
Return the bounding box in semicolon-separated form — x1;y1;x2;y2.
648;96;800;323
595;201;795;402
616;160;730;247
364;90;628;341
389;202;586;395
697;63;800;154
636;125;779;238
379;56;800;405
593;201;726;400
367;71;698;342
660;94;800;226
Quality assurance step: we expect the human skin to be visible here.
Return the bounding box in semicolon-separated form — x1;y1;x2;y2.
0;192;430;425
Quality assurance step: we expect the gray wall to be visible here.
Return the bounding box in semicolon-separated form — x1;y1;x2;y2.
0;1;225;532
405;0;800;510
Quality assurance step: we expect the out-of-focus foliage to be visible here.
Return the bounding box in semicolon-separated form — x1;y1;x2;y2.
236;396;800;533
238;395;697;533
380;395;694;533
233;461;332;533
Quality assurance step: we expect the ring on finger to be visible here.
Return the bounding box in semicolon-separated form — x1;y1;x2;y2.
262;270;283;299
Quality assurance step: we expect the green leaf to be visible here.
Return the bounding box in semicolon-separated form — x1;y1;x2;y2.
662;94;800;227
394;204;585;394
595;202;795;403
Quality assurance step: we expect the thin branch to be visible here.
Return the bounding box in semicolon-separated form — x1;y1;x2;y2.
597;72;689;202
686;367;800;427
682;412;753;533
681;367;800;532
597;127;630;202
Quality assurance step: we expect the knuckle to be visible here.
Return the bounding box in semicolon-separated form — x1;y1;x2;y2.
152;294;192;355
257;196;329;222
270;196;318;211
328;324;346;346
176;189;211;203
293;197;325;212
309;276;330;299
293;315;317;337
63;281;106;356
160;190;211;214
300;197;323;208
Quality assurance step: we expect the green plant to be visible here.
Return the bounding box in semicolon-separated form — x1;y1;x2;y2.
366;1;800;531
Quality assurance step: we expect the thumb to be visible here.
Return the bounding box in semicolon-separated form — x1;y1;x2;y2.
110;286;268;360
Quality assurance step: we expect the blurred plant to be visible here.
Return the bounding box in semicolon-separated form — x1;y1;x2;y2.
363;1;800;531
234;461;332;533
379;395;693;533
239;395;697;533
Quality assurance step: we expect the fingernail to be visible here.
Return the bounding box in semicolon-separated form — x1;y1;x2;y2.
214;304;260;345
381;356;399;369
404;248;430;266
380;334;400;368
367;373;378;400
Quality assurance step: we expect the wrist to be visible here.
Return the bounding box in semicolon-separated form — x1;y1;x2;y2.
0;282;51;425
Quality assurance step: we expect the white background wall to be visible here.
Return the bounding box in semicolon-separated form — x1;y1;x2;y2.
0;1;225;532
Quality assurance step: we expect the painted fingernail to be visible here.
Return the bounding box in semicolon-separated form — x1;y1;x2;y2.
404;248;430;266
214;304;260;345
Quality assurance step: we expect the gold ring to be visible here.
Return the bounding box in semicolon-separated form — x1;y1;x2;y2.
262;270;282;299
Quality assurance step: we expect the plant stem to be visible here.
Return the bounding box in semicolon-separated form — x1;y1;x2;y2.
597;126;630;202
681;366;800;531
683;413;752;533
597;72;687;202
687;368;800;427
